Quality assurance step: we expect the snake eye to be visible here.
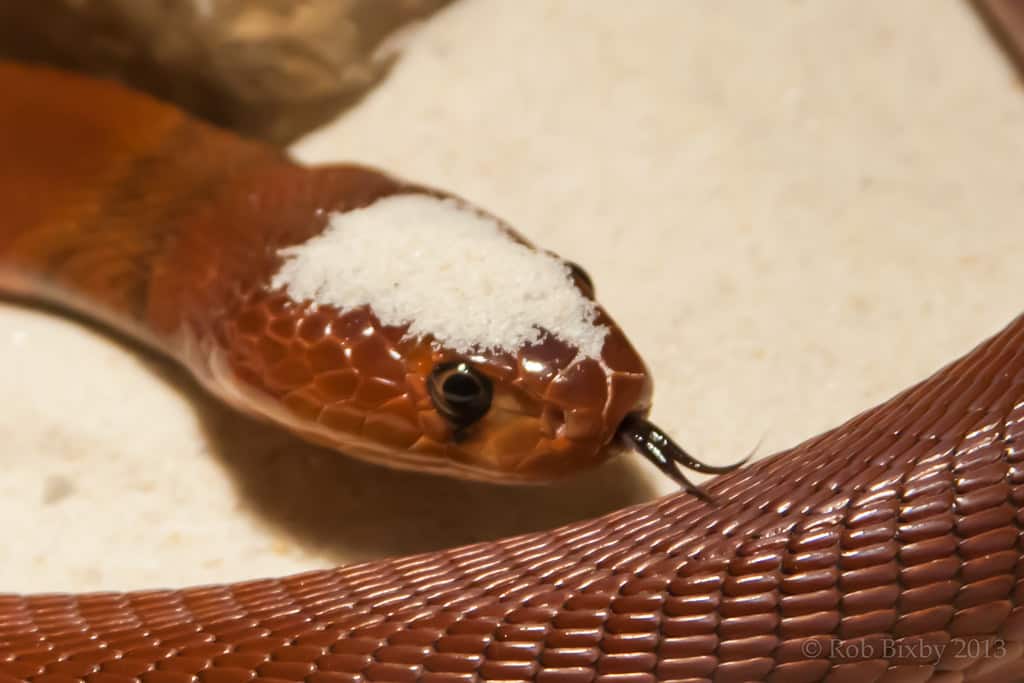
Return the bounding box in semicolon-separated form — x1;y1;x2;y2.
428;361;493;428
567;261;595;297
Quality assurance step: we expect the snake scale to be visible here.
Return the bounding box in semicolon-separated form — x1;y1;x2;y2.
0;61;1022;683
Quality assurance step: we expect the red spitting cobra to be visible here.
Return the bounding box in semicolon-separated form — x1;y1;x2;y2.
0;61;1022;683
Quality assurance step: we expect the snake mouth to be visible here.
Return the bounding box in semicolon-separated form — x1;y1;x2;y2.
616;413;749;500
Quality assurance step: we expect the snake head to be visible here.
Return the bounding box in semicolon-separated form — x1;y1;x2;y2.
190;166;652;482
416;306;654;481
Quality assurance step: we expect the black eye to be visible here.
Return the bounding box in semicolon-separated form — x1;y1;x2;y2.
428;361;493;428
567;261;595;297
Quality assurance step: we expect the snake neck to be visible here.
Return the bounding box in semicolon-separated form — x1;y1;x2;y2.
0;61;283;346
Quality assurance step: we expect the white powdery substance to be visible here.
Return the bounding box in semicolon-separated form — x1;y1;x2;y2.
271;194;607;358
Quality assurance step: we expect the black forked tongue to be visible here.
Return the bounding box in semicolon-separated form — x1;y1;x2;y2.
617;414;749;502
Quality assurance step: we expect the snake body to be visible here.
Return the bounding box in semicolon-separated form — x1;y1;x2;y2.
1;62;1023;682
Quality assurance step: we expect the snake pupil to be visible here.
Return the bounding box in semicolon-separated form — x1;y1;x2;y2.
429;361;493;428
443;373;480;401
567;261;595;297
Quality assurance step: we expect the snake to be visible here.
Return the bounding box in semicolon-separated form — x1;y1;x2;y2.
0;60;1021;683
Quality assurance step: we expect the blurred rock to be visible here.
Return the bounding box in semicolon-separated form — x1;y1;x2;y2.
0;0;451;144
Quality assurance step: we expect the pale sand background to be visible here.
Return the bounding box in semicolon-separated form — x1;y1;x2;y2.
0;0;1021;593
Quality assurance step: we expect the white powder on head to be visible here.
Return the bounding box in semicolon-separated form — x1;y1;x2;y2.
270;194;608;359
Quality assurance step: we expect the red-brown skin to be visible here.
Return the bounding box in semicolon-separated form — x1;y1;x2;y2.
1;62;1022;682
0;61;651;483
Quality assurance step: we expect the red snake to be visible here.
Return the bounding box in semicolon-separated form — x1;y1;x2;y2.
1;62;1022;682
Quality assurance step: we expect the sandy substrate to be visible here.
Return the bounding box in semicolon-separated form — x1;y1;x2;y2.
1;0;1021;593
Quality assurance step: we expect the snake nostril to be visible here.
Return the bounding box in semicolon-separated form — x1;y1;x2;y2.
541;406;566;438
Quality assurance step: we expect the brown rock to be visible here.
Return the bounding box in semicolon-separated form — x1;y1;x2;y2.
0;0;451;143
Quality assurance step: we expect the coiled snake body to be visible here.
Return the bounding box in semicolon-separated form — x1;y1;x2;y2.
0;62;1022;682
